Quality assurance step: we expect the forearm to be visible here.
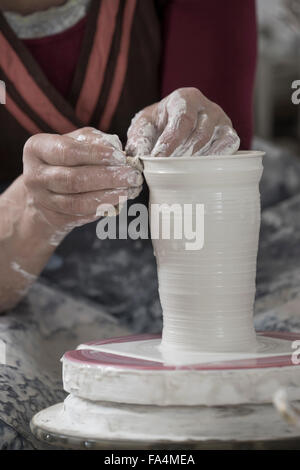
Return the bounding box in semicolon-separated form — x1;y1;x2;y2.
0;175;60;312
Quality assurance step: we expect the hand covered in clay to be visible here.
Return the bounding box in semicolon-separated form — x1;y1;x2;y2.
22;127;143;234
126;88;240;157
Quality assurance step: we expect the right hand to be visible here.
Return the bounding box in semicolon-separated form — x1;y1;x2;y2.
22;127;143;236
126;88;240;157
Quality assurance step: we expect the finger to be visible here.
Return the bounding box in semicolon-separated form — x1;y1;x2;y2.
24;133;126;167
66;127;123;151
174;112;216;156
151;113;197;157
151;97;198;157
34;164;143;194
66;127;126;165
200;125;240;156
36;187;142;217
181;101;234;155
126;109;158;156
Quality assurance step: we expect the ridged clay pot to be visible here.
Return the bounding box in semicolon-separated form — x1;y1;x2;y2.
142;151;264;354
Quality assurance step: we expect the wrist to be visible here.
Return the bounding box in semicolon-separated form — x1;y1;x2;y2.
11;175;70;250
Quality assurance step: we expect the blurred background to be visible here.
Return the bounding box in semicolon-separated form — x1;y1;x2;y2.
255;0;300;150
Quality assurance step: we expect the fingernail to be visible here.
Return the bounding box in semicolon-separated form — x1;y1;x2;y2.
128;186;142;199
133;171;143;186
126;156;144;171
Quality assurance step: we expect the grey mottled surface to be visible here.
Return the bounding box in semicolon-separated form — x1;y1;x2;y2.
0;283;128;449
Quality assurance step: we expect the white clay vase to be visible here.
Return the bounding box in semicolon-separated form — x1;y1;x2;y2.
142;151;264;355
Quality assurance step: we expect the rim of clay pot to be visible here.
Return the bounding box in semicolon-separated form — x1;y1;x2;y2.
140;150;265;161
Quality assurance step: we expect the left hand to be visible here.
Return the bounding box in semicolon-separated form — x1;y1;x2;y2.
126;88;240;157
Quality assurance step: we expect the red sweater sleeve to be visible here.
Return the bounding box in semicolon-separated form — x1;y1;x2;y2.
161;0;257;149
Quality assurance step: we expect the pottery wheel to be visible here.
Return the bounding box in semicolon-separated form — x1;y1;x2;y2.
31;332;300;449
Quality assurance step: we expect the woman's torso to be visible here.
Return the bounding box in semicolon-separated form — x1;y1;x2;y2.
0;0;163;181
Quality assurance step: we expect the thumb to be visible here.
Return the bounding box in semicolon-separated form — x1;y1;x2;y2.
126;111;158;156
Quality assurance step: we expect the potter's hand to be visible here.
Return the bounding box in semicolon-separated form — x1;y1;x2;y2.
126;88;240;157
22;127;143;232
1;127;143;312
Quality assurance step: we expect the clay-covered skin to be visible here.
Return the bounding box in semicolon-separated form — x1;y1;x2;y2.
126;88;240;158
0;127;143;312
23;127;143;229
0;89;240;312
